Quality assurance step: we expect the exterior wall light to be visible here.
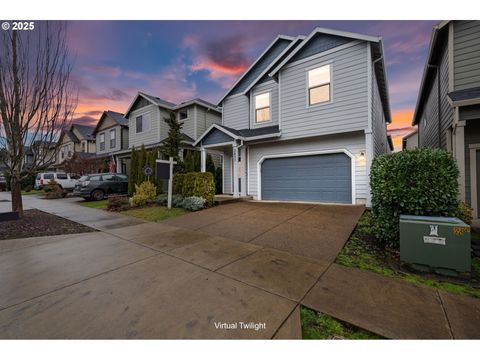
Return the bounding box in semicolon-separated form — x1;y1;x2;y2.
359;151;365;161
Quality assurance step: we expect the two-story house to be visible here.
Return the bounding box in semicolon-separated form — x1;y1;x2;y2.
92;111;129;173
55;123;96;170
194;27;391;205
112;92;222;174
413;20;480;220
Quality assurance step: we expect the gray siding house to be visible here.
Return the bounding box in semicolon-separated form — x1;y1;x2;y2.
92;110;129;173
195;27;391;205
112;92;222;174
413;20;480;220
55;123;96;170
402;130;418;150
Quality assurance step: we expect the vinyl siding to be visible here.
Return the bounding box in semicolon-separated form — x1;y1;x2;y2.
460;104;480;121
372;67;388;157
96;125;123;154
279;42;369;140
454;21;480;91
250;81;279;129
194;106;222;139
241;131;367;201
418;40;453;149
159;107;173;143
289;33;351;63
128;105;162;149
223;95;249;129
179;106;194;140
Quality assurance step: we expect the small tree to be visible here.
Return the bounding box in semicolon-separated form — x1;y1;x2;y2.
137;144;147;183
160;111;183;161
128;148;137;196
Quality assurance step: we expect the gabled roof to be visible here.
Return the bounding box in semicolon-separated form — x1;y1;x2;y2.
269;27;382;77
174;98;221;114
193;124;281;147
92;111;128;135
412;21;451;125
241;36;306;95
64;129;79;143
72;124;95;141
124;92;176;117
217;35;295;104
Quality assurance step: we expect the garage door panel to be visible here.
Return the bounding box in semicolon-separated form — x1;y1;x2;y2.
261;153;352;203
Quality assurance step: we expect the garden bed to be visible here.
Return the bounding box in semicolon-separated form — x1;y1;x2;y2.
301;306;383;339
336;211;480;298
119;204;187;222
0;209;96;240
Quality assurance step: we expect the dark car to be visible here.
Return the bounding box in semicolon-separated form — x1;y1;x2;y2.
73;173;128;201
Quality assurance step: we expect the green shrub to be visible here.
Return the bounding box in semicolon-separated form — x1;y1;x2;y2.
107;195;131;211
456;201;473;225
370;148;459;248
44;179;66;199
172;194;184;207
132;180;157;207
173;172;215;206
156;193;168;206
173;173;185;195
182;196;206;211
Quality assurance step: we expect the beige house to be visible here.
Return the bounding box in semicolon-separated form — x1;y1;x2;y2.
402;130;418;150
55;123;96;169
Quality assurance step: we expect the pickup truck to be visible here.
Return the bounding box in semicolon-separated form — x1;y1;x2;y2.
35;172;78;191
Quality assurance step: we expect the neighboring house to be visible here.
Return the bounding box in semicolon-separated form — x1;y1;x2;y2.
112;92;222;174
55;123;96;169
412;20;480;219
194;27;391;205
402;130;418;150
92;111;129;173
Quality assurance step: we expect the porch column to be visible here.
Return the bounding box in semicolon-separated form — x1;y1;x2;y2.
232;144;239;198
200;147;206;173
240;146;247;196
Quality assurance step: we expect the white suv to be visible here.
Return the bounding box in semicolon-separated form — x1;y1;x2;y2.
35;172;78;191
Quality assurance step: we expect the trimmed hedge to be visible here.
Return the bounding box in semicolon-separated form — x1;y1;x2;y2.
173;172;215;206
370;148;459;248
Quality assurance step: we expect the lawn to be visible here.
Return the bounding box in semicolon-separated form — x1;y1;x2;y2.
301;306;382;339
120;204;187;222
336;211;480;299
21;189;44;196
80;199;109;210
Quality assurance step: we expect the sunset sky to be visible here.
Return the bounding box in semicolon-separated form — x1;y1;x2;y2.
66;20;437;150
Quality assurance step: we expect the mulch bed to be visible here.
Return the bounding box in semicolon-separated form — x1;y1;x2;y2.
0;209;96;240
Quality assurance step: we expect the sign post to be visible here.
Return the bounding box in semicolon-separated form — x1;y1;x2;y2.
156;157;177;209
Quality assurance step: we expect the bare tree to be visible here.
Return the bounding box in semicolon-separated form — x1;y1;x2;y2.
0;22;77;216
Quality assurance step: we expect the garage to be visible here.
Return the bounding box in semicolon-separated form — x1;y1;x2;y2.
260;152;352;203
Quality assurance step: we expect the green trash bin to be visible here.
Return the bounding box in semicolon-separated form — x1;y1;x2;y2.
399;215;471;274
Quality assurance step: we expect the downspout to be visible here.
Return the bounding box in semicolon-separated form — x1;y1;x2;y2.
428;64;441;147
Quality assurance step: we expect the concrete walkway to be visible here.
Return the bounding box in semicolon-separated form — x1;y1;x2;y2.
0;193;479;339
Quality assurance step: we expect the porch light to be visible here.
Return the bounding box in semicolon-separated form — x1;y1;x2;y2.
359;151;365;161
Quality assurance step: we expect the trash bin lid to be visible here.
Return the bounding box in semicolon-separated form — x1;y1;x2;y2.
399;215;465;225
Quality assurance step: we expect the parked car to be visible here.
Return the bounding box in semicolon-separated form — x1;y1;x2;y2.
0;175;7;191
35;172;77;191
73;173;129;201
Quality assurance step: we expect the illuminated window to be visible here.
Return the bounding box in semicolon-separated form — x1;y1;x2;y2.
308;65;331;105
255;93;270;123
110;129;116;148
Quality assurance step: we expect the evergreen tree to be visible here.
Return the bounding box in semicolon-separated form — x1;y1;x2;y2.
137;144;147;184
128;148;137;196
160;111;184;161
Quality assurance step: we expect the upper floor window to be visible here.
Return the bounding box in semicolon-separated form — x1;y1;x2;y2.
179;110;188;121
81;142;86;152
110;129;116;148
99;133;105;151
255;92;270;123
136;115;150;133
308;64;331;106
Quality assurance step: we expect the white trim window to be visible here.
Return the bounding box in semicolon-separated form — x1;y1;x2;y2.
135;115;150;133
178;110;188;121
110;128;116;149
255;92;270;123
99;133;105;151
308;64;331;105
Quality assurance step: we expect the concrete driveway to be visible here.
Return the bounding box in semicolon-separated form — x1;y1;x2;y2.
0;199;364;339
